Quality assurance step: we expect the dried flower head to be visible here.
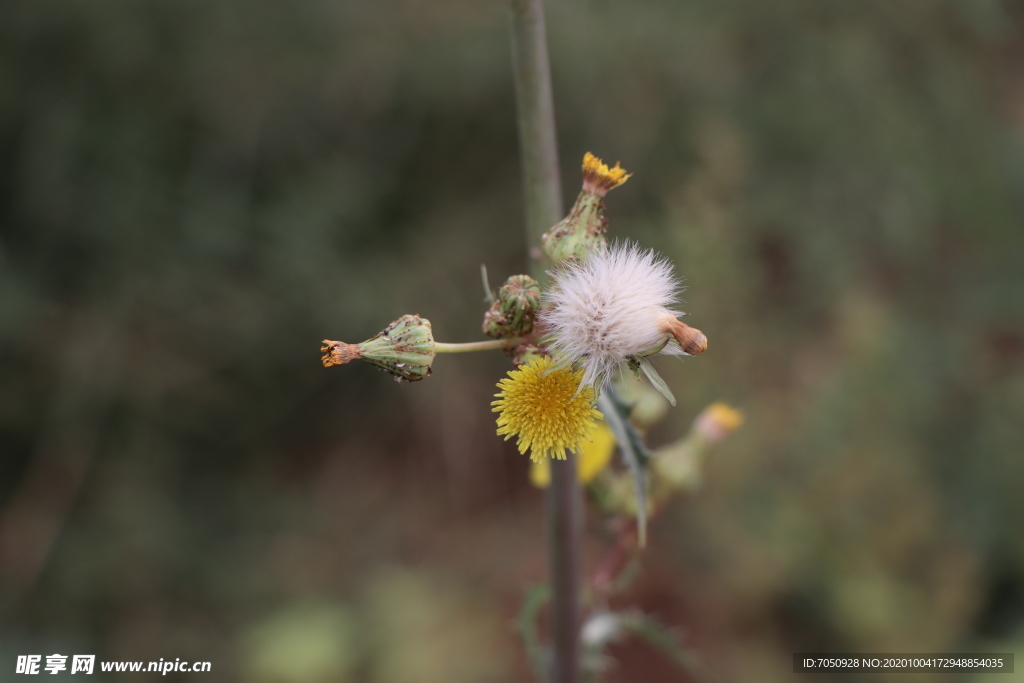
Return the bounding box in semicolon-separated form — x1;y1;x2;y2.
541;242;707;390
321;314;435;382
581;152;631;196
492;356;603;463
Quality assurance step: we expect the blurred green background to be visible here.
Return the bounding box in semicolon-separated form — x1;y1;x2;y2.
2;0;1023;681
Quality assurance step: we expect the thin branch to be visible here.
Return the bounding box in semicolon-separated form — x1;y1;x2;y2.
433;337;526;353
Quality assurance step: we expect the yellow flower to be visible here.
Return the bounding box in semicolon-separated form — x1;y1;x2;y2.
492;357;603;463
581;152;631;196
529;421;616;487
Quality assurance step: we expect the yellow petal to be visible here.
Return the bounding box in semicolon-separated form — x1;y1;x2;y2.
529;420;616;488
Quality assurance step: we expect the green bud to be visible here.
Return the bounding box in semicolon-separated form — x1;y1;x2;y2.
482;275;541;339
321;314;435;382
541;192;609;263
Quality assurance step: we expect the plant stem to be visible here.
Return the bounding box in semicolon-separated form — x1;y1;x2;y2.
433;337;527;354
546;457;582;683
511;0;563;281
510;2;581;683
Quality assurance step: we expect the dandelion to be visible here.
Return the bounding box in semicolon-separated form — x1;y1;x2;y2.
541;242;708;394
492;356;603;463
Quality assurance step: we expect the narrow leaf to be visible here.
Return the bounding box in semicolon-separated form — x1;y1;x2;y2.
598;389;648;546
480;263;496;304
636;356;676;406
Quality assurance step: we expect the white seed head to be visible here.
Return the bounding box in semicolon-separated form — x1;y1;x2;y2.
541;242;685;388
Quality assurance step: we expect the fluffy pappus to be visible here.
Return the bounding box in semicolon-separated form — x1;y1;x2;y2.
541;242;705;389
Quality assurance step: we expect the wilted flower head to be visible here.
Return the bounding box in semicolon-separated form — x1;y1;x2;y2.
492;356;603;463
580;152;631;196
541;242;707;390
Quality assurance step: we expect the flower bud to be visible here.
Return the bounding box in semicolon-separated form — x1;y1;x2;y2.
692;402;744;443
321;314;435;382
482;274;541;339
542;153;631;263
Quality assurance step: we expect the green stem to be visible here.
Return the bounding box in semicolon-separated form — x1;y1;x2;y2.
433;337;527;354
511;0;563;284
510;2;581;683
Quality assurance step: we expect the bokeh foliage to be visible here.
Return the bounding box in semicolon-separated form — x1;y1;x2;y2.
2;0;1023;681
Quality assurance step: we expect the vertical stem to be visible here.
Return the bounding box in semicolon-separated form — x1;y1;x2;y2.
511;0;564;277
545;456;582;683
510;3;580;683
